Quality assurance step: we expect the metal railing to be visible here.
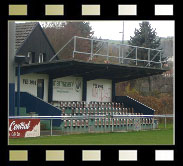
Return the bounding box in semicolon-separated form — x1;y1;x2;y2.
9;114;173;136
49;36;166;69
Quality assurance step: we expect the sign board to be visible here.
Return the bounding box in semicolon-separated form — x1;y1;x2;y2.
53;76;83;101
87;79;112;102
9;119;40;138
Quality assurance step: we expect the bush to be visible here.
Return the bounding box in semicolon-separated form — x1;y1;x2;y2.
116;82;173;116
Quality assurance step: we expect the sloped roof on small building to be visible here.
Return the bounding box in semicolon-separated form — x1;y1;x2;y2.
15;22;38;51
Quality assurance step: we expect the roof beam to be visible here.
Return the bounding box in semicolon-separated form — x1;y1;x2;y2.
115;71;163;83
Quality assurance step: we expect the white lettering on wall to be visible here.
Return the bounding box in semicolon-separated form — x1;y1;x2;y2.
15;74;49;102
9;121;31;131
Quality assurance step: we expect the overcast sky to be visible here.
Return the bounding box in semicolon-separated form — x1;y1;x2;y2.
16;20;174;41
88;20;174;41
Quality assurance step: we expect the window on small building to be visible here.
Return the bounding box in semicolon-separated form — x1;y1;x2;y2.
39;53;43;63
27;52;35;64
27;52;32;64
43;53;47;62
39;53;47;63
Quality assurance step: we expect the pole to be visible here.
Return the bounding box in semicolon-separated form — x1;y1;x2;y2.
107;42;109;61
104;118;106;132
126;118;128;131
139;118;141;131
122;21;124;44
118;45;121;63
122;21;124;64
50;119;53;136
91;39;93;60
152;118;154;129
17;64;20;116
73;36;76;58
165;117;166;129
136;47;138;65
112;118;114;132
71;119;73;133
119;21;124;64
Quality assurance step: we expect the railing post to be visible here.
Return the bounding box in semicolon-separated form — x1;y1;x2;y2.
165;116;166;129
73;36;76;58
118;45;120;63
50;119;53;136
145;118;146;129
112;118;114;132
17;64;20;116
91;39;93;60
136;46;138;65
104;118;106;132
126;118;128;131
71;118;73;133
121;45;124;64
152;118;154;129
140;117;142;131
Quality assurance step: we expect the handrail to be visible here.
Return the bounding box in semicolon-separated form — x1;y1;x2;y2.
50;36;165;69
9;114;174;119
9;114;173;135
49;36;74;62
74;36;162;51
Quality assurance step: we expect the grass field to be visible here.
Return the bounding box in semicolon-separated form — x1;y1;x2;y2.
9;123;173;145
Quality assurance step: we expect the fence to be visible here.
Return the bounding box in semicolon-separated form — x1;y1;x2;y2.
9;114;173;136
49;36;166;69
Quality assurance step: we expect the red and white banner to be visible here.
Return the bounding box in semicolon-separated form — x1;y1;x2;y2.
9;119;40;138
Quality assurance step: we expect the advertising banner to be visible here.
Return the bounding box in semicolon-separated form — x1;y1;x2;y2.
9;119;40;138
53;76;83;101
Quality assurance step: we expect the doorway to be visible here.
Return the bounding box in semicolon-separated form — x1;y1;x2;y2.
37;79;44;99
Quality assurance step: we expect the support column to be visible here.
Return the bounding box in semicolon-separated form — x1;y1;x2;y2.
82;77;87;101
17;64;20;116
112;80;116;102
48;76;53;103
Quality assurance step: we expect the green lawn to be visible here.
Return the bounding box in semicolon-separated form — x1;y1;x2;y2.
9;123;173;145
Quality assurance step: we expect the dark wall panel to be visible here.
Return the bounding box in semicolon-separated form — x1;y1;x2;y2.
9;83;15;116
17;25;55;62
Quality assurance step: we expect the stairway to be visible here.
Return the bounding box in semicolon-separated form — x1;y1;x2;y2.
115;96;155;115
15;92;62;126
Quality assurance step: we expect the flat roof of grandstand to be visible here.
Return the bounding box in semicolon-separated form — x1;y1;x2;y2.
18;59;167;82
